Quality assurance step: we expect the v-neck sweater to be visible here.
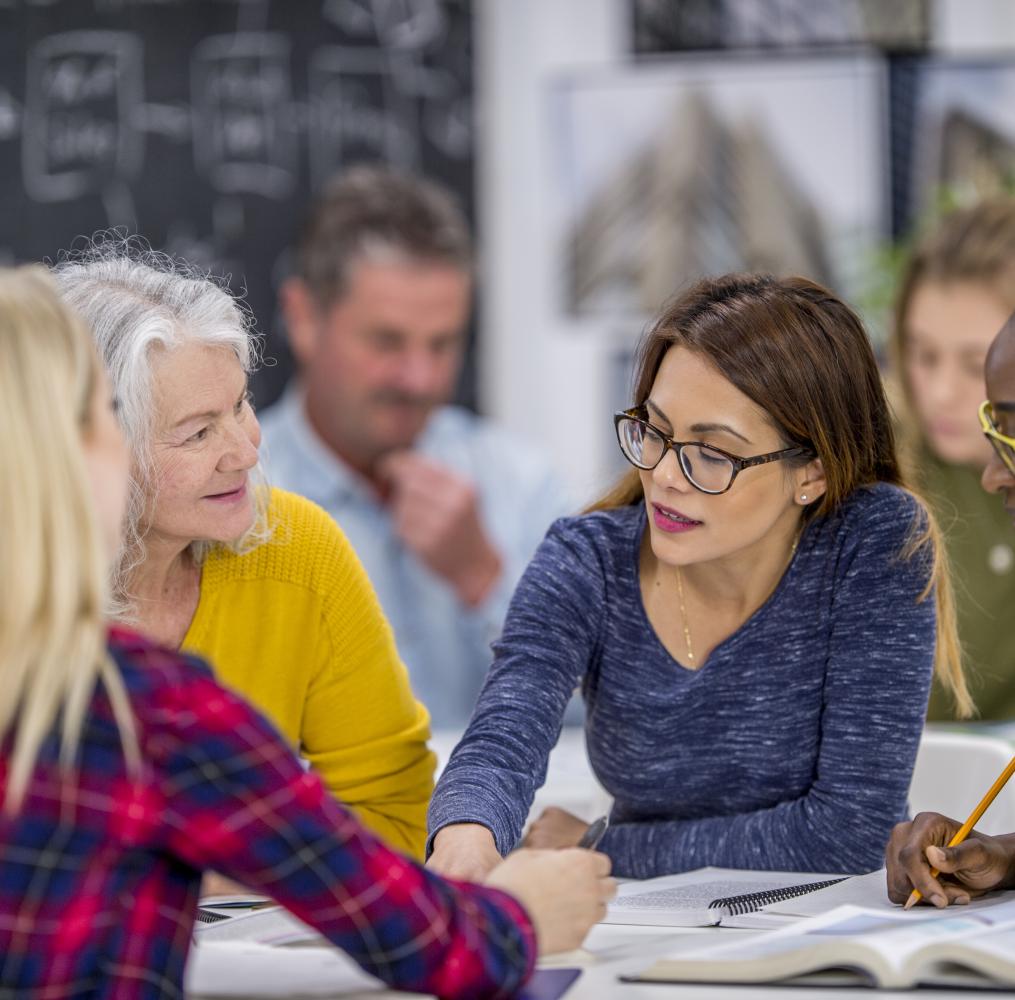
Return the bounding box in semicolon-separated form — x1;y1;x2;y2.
428;483;936;877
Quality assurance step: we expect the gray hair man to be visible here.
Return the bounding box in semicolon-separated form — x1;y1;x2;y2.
259;167;570;728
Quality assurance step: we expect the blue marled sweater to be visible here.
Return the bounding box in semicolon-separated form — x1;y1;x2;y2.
428;483;936;878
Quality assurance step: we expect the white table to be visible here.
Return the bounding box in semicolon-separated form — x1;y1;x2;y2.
188;920;995;998
190;724;1012;997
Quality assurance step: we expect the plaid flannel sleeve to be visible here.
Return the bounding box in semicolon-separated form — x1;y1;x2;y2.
146;664;536;998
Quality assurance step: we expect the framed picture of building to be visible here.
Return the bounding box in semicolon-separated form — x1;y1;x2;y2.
631;0;930;54
550;53;888;333
894;57;1015;232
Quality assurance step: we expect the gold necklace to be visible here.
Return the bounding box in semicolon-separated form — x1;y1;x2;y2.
674;533;801;668
674;564;696;666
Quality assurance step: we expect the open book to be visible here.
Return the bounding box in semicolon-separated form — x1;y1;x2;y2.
604;866;849;927
629;900;1015;989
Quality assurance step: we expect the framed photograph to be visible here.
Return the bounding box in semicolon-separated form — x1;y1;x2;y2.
896;57;1015;230
550;53;888;334
631;0;930;54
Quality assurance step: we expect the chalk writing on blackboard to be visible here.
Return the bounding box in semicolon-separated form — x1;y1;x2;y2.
2;0;474;407
23;31;143;202
310;47;419;188
192;32;297;199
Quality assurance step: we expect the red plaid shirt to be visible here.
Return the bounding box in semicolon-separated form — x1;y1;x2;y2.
0;628;535;998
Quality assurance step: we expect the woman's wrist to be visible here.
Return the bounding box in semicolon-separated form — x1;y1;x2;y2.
433;822;496;850
427;822;503;881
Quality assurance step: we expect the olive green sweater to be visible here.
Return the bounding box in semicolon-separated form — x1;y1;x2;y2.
922;454;1015;721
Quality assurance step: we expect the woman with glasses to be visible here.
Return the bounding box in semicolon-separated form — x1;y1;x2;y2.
893;199;1015;721
427;273;969;881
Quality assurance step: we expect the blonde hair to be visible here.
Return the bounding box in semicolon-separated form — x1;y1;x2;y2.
895;198;1015;352
594;273;971;717
0;266;139;813
887;200;1015;717
51;237;271;618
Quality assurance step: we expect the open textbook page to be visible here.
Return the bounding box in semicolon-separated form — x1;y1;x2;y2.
630;900;1015;989
604;866;846;927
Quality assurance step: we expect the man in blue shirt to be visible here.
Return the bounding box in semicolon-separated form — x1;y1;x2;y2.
259;167;570;728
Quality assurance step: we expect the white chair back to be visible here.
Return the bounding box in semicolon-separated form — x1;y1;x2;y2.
909;730;1015;835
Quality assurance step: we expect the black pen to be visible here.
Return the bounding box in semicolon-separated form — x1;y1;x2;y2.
577;814;609;850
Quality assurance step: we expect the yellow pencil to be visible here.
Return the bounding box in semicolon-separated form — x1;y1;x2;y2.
904;754;1015;910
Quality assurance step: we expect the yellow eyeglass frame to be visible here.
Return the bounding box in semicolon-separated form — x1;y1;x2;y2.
979;399;1015;474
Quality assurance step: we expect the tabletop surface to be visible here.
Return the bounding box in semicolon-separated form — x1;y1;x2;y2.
188;918;1003;999
189;722;1015;998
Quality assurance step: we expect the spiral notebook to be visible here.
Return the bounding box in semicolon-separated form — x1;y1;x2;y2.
604;866;850;928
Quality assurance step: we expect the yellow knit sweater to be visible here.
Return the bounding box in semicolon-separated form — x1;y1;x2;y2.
183;488;434;858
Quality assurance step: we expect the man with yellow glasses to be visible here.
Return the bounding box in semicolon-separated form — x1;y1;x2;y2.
980;397;1015;479
885;314;1015;909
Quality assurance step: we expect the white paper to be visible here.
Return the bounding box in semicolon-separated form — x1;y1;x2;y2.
194;906;323;946
604;866;842;926
760;869;894;915
185;940;383;997
763;868;1015;918
961;921;1015;959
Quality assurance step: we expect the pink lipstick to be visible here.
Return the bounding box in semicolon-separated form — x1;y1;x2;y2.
651;503;702;534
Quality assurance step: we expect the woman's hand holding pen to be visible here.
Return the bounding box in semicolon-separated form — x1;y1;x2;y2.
428;821;616;954
886;812;1015;907
486;848;616;954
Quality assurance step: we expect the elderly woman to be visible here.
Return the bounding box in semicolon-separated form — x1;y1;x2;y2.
53;243;433;857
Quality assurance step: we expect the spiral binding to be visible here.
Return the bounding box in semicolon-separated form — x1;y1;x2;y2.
709;877;847;916
195;908;231;923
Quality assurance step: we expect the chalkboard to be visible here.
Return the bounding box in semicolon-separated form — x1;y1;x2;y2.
0;0;475;407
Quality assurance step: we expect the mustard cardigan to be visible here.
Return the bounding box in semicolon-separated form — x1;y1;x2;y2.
183;488;434;858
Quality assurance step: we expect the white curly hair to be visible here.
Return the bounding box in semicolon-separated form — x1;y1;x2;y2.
51;234;272;619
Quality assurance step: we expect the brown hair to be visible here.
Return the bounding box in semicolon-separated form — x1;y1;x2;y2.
295;166;472;307
592;272;971;715
893;198;1015;426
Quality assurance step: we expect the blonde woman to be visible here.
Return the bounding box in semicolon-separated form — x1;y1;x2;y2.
52;241;431;858
0;265;613;995
893;199;1015;719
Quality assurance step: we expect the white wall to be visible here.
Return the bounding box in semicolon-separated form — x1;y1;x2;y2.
476;0;1015;500
933;0;1015;52
477;0;628;504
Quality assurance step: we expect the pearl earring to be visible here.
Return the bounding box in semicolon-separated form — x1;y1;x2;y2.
800;494;808;502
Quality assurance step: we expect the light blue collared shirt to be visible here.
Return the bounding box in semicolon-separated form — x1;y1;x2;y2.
258;386;572;727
